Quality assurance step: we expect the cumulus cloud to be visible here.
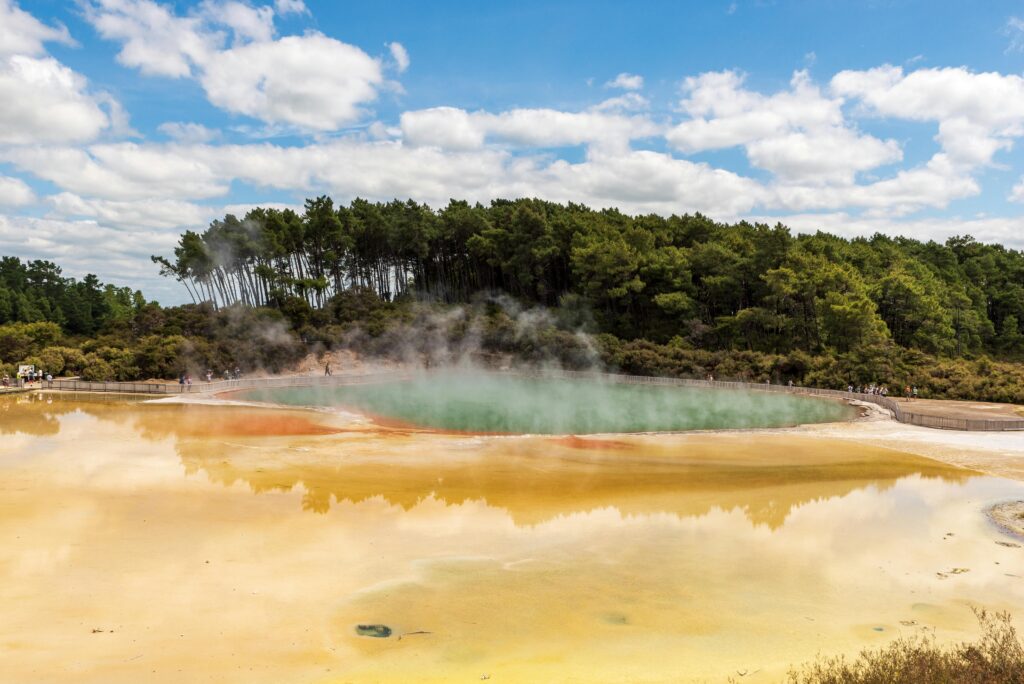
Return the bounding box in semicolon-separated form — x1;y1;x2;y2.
0;176;35;206
0;56;112;145
2;144;229;201
199;0;276;44
769;154;979;215
401;106;661;152
200;34;383;129
605;72;643;90
831;65;1024;167
668;69;901;185
747;128;902;185
0;213;177;279
84;0;217;78
0;0;73;56
84;0;387;130
669;70;843;152
46;192;210;230
1009;176;1024;203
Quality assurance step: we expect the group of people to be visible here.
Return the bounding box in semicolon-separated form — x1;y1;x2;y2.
14;369;52;385
847;383;918;400
178;367;243;386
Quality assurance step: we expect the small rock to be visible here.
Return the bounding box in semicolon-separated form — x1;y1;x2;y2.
355;624;392;638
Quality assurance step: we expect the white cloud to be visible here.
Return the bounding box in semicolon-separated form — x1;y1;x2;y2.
831;65;1024;167
200;33;383;129
47;192;209;230
84;0;218;78
3;144;228;201
273;0;307;15
752;211;1024;250
199;0;275;44
769;154;978;214
0;55;111;144
668;69;901;185
1005;16;1024;53
1009;177;1024;203
0;175;34;206
605;72;643;90
400;107;484;150
747;128;902;185
85;0;387;130
536;149;765;216
401;106;660;152
591;92;649;112
669;70;843;152
157;121;220;143
0;0;73;57
389;41;409;73
0;213;177;279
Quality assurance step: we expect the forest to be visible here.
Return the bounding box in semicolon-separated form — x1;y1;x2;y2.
153;196;1022;358
3;196;1024;402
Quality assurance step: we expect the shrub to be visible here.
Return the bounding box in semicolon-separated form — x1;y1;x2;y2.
786;610;1024;684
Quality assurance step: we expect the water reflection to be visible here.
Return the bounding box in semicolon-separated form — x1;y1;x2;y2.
2;397;1023;684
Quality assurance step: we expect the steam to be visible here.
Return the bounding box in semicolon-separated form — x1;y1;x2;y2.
337;293;603;373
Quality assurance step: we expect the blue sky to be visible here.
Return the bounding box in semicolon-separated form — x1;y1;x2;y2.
4;0;1024;303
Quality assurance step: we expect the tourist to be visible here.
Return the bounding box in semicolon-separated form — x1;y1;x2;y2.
325;361;332;377
912;386;918;400
234;366;241;379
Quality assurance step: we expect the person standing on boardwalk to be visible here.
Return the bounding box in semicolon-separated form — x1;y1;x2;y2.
325;361;332;377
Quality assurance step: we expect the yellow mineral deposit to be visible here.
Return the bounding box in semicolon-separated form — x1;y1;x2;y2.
1;394;1023;683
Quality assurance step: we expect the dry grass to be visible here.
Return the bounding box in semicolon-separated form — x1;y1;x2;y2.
786;610;1024;684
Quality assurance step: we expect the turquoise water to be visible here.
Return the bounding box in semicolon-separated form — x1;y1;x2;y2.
234;373;856;434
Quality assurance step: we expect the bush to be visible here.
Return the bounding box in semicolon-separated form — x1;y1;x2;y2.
81;354;115;381
786;610;1024;684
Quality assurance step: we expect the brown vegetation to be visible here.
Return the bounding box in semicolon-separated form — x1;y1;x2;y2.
786;610;1024;684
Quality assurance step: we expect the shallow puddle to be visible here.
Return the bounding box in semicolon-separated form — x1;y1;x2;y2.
1;394;1023;683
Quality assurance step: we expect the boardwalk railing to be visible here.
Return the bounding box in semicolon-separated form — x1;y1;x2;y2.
37;371;408;396
24;369;1024;432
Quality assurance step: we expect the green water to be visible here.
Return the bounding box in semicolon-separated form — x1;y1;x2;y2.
235;373;855;434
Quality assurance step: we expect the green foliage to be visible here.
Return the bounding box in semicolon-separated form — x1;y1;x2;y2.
0;257;146;334
0;321;62;364
4;197;1024;395
154;198;1024;364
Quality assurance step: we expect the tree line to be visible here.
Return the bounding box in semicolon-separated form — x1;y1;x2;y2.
0;257;145;334
154;196;1024;360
